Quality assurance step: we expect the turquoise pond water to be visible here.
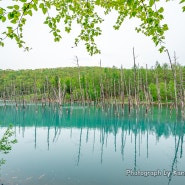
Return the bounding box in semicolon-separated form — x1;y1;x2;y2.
0;104;185;185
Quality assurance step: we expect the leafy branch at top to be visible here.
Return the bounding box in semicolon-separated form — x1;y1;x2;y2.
0;0;185;55
0;0;36;50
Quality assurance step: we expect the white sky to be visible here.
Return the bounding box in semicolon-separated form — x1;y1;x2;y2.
0;1;185;70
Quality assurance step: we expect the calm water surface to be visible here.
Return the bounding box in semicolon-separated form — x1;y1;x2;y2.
0;104;185;185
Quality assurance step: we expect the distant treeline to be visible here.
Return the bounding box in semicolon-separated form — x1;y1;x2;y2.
0;62;185;107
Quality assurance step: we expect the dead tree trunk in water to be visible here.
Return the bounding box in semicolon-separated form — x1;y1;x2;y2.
13;83;18;108
128;77;131;115
42;81;47;107
46;76;51;107
85;76;90;105
178;66;185;118
3;89;6;107
166;50;178;111
75;56;85;106
155;70;161;108
70;79;73;105
34;76;38;108
120;65;125;109
113;79;116;104
137;63;141;106
100;60;105;107
133;47;138;107
144;64;152;113
58;77;62;106
21;82;26;108
163;66;168;106
92;70;97;105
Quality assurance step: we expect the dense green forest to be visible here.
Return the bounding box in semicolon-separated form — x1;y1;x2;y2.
0;61;185;108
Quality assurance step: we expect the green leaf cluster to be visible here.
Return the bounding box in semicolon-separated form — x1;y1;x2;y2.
0;0;184;54
0;125;17;154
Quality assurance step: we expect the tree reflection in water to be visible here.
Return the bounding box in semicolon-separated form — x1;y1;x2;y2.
0;104;185;185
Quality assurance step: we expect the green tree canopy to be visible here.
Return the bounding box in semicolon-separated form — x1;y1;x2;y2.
0;0;185;55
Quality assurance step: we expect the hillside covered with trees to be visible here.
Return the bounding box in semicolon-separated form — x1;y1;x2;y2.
0;60;185;110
